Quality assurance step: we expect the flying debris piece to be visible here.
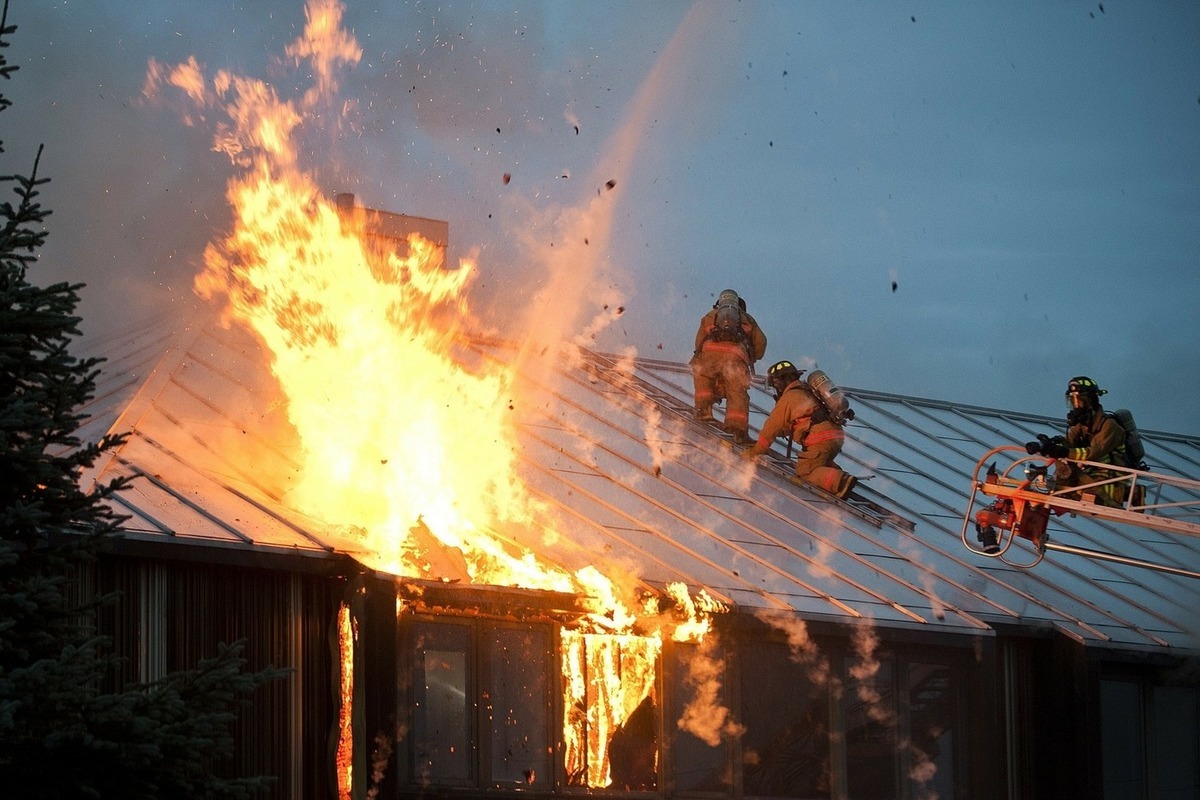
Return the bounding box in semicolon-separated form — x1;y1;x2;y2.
605;179;616;190
617;306;625;315
911;15;916;22
496;127;501;133
574;125;580;135
584;237;589;245
502;172;511;185
891;280;898;293
1098;2;1105;12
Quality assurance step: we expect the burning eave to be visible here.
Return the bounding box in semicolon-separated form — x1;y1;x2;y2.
394;575;601;625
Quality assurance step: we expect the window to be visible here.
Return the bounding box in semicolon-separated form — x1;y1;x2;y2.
740;639;831;798
844;659;898;800
562;630;660;790
486;625;551;786
1101;678;1200;800
1150;686;1199;799
410;620;473;785
401;615;659;794
841;653;962;800
404;618;552;791
672;640;736;795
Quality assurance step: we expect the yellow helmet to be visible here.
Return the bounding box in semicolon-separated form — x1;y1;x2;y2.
766;360;803;399
1066;375;1105;408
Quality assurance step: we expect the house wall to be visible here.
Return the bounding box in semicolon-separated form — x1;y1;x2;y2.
379;603;1200;800
92;548;351;800
82;552;1200;800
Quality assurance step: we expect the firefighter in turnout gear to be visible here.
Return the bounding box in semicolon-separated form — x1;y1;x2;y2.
690;289;767;445
743;360;858;499
1026;376;1129;508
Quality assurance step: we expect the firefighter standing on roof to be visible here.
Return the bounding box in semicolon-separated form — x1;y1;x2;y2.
1026;376;1129;507
743;360;858;499
690;289;767;445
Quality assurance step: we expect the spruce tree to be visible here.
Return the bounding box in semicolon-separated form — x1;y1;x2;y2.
1;4;286;797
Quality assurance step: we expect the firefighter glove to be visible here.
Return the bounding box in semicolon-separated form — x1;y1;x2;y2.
1041;440;1069;458
1027;434;1066;458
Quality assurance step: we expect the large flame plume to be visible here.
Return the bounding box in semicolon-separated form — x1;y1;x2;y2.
145;1;740;788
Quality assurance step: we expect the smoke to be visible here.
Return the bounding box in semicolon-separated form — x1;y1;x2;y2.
676;632;745;747
753;609;832;688
494;3;741;386
848;622;940;798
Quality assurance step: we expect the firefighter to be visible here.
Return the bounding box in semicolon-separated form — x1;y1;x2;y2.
743;360;857;499
1026;376;1128;507
690;289;767;445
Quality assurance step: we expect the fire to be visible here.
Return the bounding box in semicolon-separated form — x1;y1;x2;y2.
336;603;355;800
147;0;737;788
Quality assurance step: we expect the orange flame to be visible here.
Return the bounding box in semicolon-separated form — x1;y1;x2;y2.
336;603;355;799
147;0;735;786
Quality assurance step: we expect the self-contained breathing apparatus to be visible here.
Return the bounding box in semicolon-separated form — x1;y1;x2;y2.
765;362;856;426
708;290;746;344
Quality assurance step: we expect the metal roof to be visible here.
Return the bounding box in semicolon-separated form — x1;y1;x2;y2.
78;315;1200;654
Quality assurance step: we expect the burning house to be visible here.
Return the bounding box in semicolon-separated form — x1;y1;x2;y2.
62;4;1200;798
71;190;1200;799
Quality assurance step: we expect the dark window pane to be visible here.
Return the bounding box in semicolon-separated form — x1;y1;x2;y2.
673;642;733;794
487;626;550;787
1101;679;1144;800
908;663;957;799
1151;686;1198;800
846;658;897;800
412;622;472;784
741;640;831;798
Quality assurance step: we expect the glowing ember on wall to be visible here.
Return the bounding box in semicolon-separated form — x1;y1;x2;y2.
336;603;355;799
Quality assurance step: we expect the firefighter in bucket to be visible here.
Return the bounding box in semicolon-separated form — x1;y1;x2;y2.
1026;376;1131;508
690;289;767;445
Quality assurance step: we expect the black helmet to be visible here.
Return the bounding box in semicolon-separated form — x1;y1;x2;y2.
1065;375;1105;423
766;360;803;399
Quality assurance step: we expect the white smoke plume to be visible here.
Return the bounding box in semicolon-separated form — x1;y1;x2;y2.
753;609;832;688
676;632;745;747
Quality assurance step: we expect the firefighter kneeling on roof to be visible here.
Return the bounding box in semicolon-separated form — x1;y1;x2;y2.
743;360;858;499
690;289;768;445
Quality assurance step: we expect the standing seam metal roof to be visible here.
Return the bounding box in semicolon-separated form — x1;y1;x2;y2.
77;317;1200;653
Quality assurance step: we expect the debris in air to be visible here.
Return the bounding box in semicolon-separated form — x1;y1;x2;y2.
502;173;511;185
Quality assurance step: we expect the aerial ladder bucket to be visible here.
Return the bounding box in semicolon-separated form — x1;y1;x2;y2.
960;445;1200;578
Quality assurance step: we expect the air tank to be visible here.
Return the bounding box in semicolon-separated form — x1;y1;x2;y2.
806;370;855;425
1111;408;1146;466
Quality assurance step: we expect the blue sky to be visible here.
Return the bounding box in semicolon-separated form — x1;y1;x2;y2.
7;1;1199;434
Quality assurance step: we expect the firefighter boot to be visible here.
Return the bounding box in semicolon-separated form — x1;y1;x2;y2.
727;427;753;446
975;524;1001;555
